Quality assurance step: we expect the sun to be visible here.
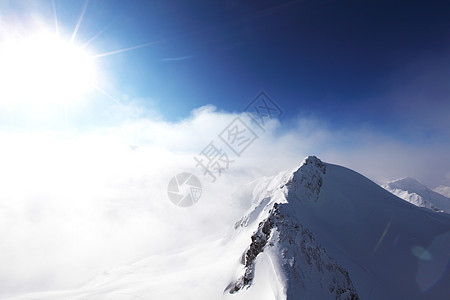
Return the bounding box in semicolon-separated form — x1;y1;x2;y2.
0;1;151;110
0;30;97;106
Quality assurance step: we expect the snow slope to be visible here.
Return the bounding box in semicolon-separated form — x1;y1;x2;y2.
383;177;450;213
7;157;450;300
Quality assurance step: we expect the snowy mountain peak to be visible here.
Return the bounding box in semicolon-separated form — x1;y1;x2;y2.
288;155;326;203
385;177;427;192
434;185;450;198
228;156;358;299
383;177;450;213
300;155;325;168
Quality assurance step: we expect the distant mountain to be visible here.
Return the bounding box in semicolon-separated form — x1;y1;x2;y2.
434;185;450;199
383;177;450;213
8;157;450;299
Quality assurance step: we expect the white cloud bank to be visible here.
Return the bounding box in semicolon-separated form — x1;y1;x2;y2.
0;104;448;296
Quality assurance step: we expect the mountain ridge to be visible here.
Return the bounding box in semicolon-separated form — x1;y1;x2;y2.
6;156;450;300
228;156;358;299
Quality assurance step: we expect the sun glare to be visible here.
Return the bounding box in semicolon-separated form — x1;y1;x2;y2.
0;31;96;106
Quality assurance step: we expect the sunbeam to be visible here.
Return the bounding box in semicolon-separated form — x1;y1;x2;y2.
92;41;158;58
93;84;123;105
51;0;60;37
81;21;113;49
70;0;90;44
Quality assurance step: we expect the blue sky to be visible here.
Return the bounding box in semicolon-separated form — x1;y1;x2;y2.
95;0;449;133
1;0;449;134
0;0;449;183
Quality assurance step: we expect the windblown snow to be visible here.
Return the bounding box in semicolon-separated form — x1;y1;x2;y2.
7;157;450;300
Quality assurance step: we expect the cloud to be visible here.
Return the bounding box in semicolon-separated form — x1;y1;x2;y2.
0;103;448;296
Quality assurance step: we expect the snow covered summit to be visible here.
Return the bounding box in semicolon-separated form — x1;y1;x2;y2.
383;177;450;213
228;156;358;299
